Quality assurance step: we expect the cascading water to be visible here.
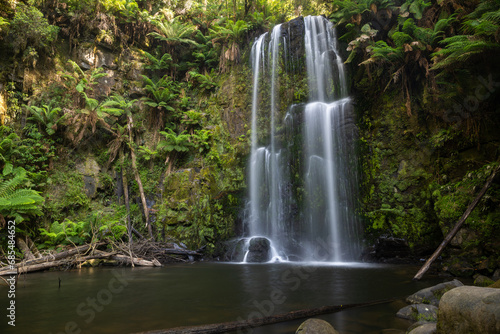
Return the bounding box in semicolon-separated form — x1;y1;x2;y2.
246;24;289;262
242;16;361;263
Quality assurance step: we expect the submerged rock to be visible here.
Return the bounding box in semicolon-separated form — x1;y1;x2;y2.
296;318;339;334
406;279;463;307
246;237;271;263
437;286;500;333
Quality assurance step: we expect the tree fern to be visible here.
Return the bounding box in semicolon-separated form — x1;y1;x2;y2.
432;0;500;69
432;35;500;69
27;103;65;136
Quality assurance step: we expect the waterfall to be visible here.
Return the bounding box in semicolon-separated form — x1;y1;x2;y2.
244;16;361;263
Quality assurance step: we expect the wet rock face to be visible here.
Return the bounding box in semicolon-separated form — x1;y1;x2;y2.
437;286;500;334
76;156;101;198
246;237;271;263
227;239;247;262
280;16;306;73
366;235;411;262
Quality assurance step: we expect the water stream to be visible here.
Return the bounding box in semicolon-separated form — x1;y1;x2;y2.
245;16;361;262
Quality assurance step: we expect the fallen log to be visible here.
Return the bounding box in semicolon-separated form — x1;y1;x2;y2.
0;243;103;276
413;164;500;281
130;299;394;334
0;258;74;275
110;254;162;267
162;248;202;257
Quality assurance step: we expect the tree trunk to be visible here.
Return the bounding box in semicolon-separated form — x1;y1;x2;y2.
127;114;153;239
122;168;135;267
16;237;36;261
413;164;500;280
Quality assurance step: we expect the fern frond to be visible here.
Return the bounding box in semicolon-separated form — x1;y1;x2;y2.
0;168;26;198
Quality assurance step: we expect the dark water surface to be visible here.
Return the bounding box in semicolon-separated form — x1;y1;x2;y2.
0;262;444;334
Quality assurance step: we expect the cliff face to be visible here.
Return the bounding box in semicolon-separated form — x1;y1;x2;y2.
351;42;500;274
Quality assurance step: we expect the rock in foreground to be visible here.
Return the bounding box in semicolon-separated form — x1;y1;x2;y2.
437;286;500;333
296;318;339;334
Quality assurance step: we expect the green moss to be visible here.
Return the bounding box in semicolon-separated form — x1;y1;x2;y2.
44;168;90;222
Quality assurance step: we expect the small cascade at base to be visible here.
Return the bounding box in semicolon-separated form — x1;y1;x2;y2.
241;236;287;263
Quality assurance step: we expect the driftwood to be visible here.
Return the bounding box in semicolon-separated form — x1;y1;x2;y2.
0;243;104;276
413;164;500;281
162;248;202;257
4;258;74;275
110;254;161;267
0;239;205;275
130;299;393;334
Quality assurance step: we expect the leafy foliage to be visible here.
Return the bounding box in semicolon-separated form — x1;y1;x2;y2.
39;220;91;248
141;75;178;112
0;163;43;222
0;127;19;166
432;0;500;70
7;4;59;59
27;103;66;137
158;128;192;153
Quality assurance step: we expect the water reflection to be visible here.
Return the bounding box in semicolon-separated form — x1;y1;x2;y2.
0;263;441;334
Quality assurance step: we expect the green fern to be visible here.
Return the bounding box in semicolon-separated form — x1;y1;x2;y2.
0;163;43;222
0;128;19;164
27;103;65;137
432;35;500;70
432;0;500;70
158;128;192;153
141;49;175;72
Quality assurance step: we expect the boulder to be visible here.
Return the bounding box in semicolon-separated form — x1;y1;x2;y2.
396;304;438;322
408;322;437;334
406;279;463;306
492;268;500;281
296;318;339;334
490;280;500;288
437;286;500;334
473;274;495;287
246;237;271;263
